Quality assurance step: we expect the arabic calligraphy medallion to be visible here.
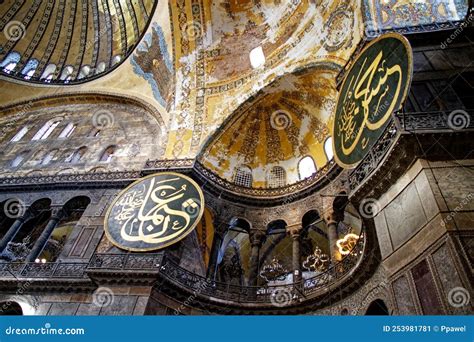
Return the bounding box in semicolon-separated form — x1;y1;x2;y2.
333;33;413;168
104;172;205;251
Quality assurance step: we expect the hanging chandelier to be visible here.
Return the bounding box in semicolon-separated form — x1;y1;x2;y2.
302;246;330;272
260;257;288;281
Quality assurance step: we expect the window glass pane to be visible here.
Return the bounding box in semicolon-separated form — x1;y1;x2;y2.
324;137;334;161
58;123;76;138
299;156;316;180
10;127;28;142
234;166;252;187
267;166;286;188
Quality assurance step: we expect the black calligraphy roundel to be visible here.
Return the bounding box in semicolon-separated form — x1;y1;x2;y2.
104;172;205;252
332;33;413;168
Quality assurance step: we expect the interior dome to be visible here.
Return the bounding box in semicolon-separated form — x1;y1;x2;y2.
0;0;157;84
198;68;337;189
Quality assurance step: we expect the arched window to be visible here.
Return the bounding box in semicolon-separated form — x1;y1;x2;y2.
10;126;29;142
77;65;91;79
233;165;252;187
59;66;74;81
0;52;21;74
65;146;87;163
100;145;116;162
11;151;28;168
40;64;56;82
58;123;76;138
266;220;287;234
21;59;39;79
229;217;251;233
267;166;286;188
365;299;389;315
41;150;57;165
32;119;62;140
112;55;122;65
299;156;317;180
324;137;334;161
88;128;101;137
0;302;23;315
95;62;106;74
249;46;265;68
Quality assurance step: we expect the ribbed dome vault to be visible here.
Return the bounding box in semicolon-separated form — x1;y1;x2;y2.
0;0;157;84
198;69;338;190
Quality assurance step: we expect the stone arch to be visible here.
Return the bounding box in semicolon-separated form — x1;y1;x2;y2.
365;299;390;315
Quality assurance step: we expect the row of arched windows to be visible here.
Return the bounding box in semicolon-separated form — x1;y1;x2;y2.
232;137;334;188
0;52;122;82
9;146;117;169
9;120;103;143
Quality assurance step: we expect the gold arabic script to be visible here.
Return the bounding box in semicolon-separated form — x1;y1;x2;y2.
113;177;198;245
338;50;402;156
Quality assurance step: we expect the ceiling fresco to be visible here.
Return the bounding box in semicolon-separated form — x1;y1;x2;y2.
0;0;157;83
1;0;468;190
199;69;337;188
166;0;363;162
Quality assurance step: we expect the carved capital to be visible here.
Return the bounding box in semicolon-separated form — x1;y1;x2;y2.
249;230;266;247
323;209;344;226
286;223;302;238
17;207;37;222
50;206;66;220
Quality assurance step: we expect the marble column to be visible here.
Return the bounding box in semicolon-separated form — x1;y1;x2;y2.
0;208;35;252
286;224;303;283
26;207;65;262
324;210;343;264
206;231;224;280
248;229;266;287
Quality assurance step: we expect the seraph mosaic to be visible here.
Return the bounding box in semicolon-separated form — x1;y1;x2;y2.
364;0;469;31
131;23;175;109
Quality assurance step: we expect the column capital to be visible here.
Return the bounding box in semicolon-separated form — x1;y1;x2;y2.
17;207;36;222
249;229;266;247
323;209;344;226
286;223;302;238
50;206;66;220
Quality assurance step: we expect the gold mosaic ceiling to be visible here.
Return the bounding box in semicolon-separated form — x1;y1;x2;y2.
0;0;156;83
199;69;337;188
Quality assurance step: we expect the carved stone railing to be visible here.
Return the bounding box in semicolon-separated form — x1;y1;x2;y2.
88;253;163;271
159;234;365;305
0;171;142;187
144;159;195;170
194;159;339;199
0;262;89;279
348;120;399;192
397;110;474;131
348;110;474;192
365;18;468;39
